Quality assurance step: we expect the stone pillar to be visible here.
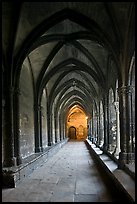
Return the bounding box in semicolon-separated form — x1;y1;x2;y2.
88;120;91;141
98;105;103;146
96;113;100;146
126;86;135;163
102;97;108;151
34;104;41;152
63;116;66;140
3;87;16;167
114;101;121;156
118;85;135;168
52;113;56;144
90;119;92;141
59;115;63;141
39;105;43;152
91;112;94;143
90;119;92;139
14;87;22;165
61;115;63;140
107;103;112;152
54;116;57;143
55;117;59;143
47;107;52;146
93;113;97;143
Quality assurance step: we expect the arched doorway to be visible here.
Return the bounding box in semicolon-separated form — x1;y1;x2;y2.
69;126;76;139
67;104;88;140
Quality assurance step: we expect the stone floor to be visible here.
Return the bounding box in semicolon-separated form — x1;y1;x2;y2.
2;140;131;202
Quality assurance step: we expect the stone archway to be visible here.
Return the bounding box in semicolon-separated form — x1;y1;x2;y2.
69;126;76;139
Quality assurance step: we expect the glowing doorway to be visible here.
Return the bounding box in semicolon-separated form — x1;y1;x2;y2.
69;126;76;139
67;105;88;140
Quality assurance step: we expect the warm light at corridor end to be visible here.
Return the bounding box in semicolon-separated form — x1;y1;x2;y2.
67;105;88;140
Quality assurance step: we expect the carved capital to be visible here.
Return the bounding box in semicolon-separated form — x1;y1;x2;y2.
118;85;133;96
8;87;21;95
94;112;99;117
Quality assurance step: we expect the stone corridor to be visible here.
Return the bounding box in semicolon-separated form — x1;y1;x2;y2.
2;140;134;202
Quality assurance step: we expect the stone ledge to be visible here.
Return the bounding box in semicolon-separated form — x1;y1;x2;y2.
2;138;68;188
85;139;135;202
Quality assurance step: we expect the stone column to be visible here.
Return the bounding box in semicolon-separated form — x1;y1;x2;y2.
118;85;134;168
52;113;56;144
39;105;43;152
93;113;97;143
91;111;94;143
107;104;112;152
96;113;100;146
98;105;103;146
90;119;92;141
126;86;135;163
14;87;22;165
63;115;66;140
114;101;120;156
47;106;52;146
60;114;64;140
90;119;92;139
54;116;58;143
55;116;59;143
102;97;108;151
3;87;16;167
59;115;63;141
34;104;41;152
88;120;91;141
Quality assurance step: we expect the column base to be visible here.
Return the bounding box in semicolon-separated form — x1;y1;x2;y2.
16;156;22;166
40;147;44;152
107;144;113;152
48;142;52;146
118;152;128;169
35;147;41;153
118;152;135;168
127;153;135;164
113;147;120;157
102;144;108;152
2;170;16;188
3;157;16;167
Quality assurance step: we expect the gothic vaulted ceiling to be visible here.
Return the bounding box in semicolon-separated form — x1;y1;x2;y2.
2;2;135;117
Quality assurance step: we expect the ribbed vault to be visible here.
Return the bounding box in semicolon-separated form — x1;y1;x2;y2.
16;7;121;140
2;2;135;157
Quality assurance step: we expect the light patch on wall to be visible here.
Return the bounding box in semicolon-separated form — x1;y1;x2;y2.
43;89;46;97
67;105;88;140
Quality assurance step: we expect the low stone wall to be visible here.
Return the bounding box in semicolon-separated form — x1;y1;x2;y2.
2;138;68;188
85;139;135;202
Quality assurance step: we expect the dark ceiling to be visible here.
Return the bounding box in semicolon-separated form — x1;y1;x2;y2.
2;2;135;117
